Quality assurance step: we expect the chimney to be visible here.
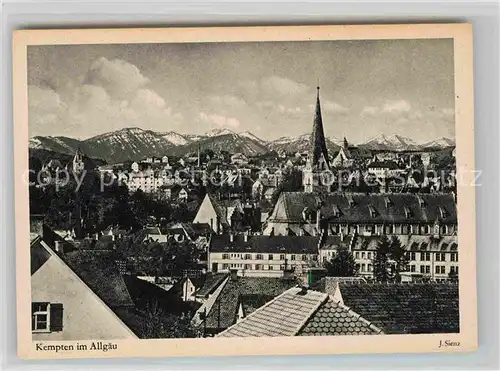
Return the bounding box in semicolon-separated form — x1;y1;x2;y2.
229;234;234;242
340;230;344;242
243;233;248;242
298;284;309;295
230;269;238;281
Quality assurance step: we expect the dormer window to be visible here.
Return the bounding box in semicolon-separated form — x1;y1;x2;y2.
438;206;447;218
404;206;412;219
368;205;377;218
384;197;393;208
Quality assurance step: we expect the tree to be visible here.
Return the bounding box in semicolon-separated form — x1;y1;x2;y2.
139;300;196;339
324;246;358;277
373;235;391;282
388;235;409;283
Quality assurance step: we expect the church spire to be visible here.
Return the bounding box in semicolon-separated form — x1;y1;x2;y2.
310;85;330;170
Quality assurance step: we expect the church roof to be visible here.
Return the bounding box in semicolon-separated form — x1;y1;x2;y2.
310;87;330;170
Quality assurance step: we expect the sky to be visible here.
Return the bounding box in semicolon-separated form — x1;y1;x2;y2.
27;39;455;144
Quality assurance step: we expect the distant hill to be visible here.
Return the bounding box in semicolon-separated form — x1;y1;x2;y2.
268;133;340;154
359;134;420;152
168;130;269;157
29;126;455;163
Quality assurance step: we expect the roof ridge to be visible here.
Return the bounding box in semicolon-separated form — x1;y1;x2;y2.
294;290;329;336
216;285;298;337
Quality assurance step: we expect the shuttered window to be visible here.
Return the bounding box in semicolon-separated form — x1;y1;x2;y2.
31;302;63;333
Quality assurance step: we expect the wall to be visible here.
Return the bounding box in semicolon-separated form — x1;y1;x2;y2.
31;252;136;341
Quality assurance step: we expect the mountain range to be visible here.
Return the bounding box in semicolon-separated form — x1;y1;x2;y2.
29;127;455;164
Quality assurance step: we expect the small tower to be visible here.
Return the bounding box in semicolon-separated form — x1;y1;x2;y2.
303;85;331;193
72;147;85;175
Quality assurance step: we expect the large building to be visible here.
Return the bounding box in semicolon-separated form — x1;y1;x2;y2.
264;192;457;237
208;235;321;278
320;233;459;282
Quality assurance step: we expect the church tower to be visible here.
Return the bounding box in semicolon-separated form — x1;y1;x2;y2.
303;86;332;193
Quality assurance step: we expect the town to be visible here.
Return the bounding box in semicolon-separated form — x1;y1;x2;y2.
29;87;459;340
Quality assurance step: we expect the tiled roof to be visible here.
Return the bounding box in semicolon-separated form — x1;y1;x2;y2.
199;276;298;331
312;276;366;296
210;235;320;254
217;287;381;337
195;273;229;298
321;235;353;250
351;234;458;252
269;192;457;225
337;282;460;334
299;299;382;336
62;250;135;309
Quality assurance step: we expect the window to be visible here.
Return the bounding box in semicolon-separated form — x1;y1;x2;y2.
450;266;459;274
268;265;274;270
361;264;366;272
312;255;318;261
222;264;229;269
436;266;446;274
291;255;296;261
244;254;251;260
256;254;263;260
279;254;285;260
421;252;430;261
301;254;307;261
367;252;372;260
420;265;425;274
255;264;262;270
268;254;274;260
368;264;373;272
244;264;251;270
451;253;458;262
425;265;430;274
410;252;416;261
222;253;229;260
361;252;366;259
32;302;49;331
410;265;416;272
355;252;360;259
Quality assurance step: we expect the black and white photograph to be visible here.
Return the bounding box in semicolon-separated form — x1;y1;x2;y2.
16;25;476;357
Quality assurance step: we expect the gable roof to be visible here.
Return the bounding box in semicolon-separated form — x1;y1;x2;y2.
30;237;138;338
217;287;381;337
210;235;320;254
197;276;298;331
194;273;229;298
62;250;134;309
337;282;459;334
269;192;457;225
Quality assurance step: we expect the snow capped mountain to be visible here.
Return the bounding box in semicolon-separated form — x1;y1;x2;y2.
184;134;206;142
239;131;267;145
268;133;339;154
158;131;191;146
329;136;344;146
360;134;420;151
205;128;236;137
420;137;455;149
171;130;269;157
84;127;174;162
29;136;81;155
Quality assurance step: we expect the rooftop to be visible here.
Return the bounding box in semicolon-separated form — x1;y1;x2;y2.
217;287;382;337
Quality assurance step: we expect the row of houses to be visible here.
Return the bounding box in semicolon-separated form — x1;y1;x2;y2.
206;233;459;282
